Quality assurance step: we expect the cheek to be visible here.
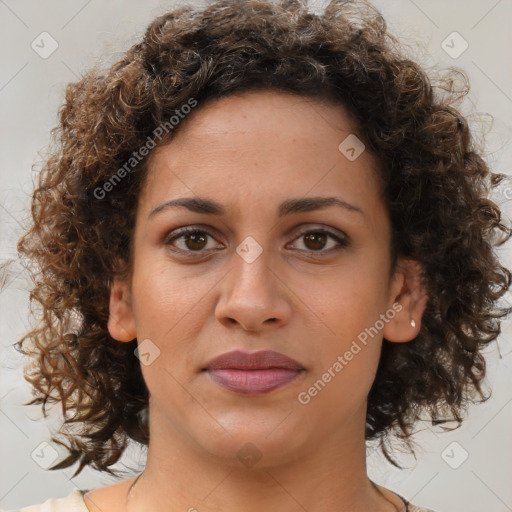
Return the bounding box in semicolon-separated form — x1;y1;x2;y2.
308;258;390;385
130;266;199;397
303;294;384;419
320;263;389;339
131;253;201;331
130;259;215;371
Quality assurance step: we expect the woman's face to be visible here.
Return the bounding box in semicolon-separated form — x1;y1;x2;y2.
109;90;412;467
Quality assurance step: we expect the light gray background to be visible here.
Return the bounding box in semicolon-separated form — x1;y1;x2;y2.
1;1;511;511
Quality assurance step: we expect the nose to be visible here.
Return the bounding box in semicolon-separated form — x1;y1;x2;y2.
214;250;292;332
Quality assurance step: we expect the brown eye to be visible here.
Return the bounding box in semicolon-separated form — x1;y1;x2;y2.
289;228;349;254
165;228;220;253
303;232;328;251
182;231;208;250
165;226;348;258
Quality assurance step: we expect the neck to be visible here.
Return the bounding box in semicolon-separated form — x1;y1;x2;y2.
126;402;401;512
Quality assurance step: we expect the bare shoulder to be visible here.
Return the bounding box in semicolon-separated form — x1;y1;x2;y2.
83;477;138;512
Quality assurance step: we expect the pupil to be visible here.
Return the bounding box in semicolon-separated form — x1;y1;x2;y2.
186;232;206;250
305;232;326;250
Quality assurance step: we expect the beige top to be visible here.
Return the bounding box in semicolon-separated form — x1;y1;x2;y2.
12;487;438;512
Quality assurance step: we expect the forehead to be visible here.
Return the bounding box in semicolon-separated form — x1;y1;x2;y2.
140;90;383;221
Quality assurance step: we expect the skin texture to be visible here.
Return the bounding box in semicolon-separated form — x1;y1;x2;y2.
91;90;427;512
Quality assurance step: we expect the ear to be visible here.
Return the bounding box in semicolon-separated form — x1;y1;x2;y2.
383;259;428;343
108;276;137;342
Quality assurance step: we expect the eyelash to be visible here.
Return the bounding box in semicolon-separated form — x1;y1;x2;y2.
164;226;349;258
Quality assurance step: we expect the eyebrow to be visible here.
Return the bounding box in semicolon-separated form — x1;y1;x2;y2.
148;196;363;220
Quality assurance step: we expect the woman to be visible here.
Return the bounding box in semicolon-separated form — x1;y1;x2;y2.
12;0;510;511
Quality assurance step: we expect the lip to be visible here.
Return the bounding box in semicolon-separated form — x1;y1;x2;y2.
203;349;304;371
202;350;305;395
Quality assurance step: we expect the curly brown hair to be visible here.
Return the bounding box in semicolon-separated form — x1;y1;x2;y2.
14;0;510;477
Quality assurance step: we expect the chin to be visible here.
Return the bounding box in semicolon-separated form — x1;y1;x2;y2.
194;421;310;470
